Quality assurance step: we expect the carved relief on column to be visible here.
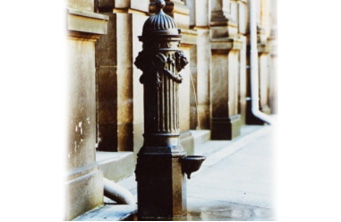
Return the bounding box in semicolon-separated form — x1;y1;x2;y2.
135;50;187;135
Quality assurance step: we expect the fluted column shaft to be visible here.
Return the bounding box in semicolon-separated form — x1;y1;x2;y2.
135;34;188;152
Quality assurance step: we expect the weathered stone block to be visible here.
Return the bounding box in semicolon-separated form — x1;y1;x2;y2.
97;151;134;181
66;7;107;220
67;39;97;170
65;169;103;220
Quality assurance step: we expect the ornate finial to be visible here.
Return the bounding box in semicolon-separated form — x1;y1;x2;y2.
156;0;166;11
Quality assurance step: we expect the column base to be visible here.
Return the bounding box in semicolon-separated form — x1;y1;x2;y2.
211;114;241;140
135;152;186;219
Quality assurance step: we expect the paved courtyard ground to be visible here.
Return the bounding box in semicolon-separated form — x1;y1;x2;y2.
75;125;277;221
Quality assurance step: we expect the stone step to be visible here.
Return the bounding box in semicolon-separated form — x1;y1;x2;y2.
190;129;211;149
180;130;211;155
96;151;134;182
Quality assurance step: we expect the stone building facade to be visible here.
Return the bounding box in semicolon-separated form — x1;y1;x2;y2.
65;0;277;220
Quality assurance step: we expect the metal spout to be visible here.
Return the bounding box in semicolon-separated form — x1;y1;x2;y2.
180;155;206;179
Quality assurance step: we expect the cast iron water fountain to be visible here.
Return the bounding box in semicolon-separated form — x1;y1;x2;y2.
134;0;205;219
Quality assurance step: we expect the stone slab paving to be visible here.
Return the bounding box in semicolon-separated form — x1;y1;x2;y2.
73;204;137;221
74;125;276;221
185;125;276;220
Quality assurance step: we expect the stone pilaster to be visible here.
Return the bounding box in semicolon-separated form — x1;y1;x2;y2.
211;0;238;38
188;37;198;130
95;10;118;151
209;0;241;140
235;0;248;125
195;29;211;130
66;5;108;220
187;0;211;130
210;38;242;140
238;34;247;125
258;42;271;115
257;0;272;115
234;0;249;34
116;11;135;152
95;1;149;152
268;0;278;114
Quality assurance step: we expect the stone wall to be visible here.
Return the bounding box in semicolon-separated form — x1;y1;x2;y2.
93;0;276;153
93;0;277;160
66;1;108;220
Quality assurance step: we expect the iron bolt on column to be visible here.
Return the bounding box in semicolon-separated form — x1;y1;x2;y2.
134;0;205;219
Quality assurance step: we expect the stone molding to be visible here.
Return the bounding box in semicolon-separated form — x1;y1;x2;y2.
211;17;237;27
67;8;109;38
180;28;198;45
257;42;270;55
69;8;109;20
211;37;242;53
66;162;99;182
257;25;268;43
193;25;211;30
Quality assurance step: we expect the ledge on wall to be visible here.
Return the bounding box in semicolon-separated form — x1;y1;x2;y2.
96;151;134;182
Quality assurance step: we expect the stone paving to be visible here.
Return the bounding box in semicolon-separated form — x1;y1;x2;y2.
74;125;276;221
185;125;276;221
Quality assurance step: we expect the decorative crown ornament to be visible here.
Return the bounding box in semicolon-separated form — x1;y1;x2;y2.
135;0;188;86
142;0;179;36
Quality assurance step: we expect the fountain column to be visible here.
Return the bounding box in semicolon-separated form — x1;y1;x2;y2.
134;0;189;219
